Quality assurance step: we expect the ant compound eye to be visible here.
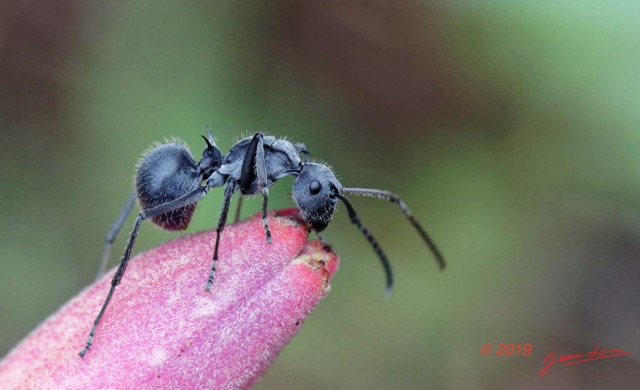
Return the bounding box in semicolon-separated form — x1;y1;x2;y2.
309;180;322;195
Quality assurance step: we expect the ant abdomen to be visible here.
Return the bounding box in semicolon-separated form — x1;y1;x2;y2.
136;142;201;230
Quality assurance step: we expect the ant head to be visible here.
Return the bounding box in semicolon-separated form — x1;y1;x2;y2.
292;163;343;232
198;127;222;179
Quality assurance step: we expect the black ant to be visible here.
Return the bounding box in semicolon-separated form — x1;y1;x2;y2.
79;130;445;358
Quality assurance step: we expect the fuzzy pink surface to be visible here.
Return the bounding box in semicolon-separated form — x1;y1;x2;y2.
0;209;339;389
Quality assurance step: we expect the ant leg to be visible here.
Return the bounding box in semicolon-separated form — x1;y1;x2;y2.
294;142;310;163
95;192;137;280
80;183;216;358
254;137;272;243
335;193;394;295
234;195;243;223
314;231;329;245
314;231;333;252
239;133;272;243
343;188;446;270
206;180;237;292
80;214;144;358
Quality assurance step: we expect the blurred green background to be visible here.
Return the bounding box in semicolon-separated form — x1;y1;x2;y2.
1;1;639;388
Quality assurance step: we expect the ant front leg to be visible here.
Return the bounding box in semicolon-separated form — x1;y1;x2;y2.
239;133;272;244
233;195;244;223
294;142;310;163
313;231;334;252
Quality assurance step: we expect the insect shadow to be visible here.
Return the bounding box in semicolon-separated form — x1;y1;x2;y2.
79;129;445;358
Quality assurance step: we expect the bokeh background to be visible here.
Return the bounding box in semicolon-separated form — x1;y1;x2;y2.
2;1;640;388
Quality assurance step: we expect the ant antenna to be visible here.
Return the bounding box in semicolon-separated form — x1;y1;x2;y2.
343;188;446;271
335;192;393;295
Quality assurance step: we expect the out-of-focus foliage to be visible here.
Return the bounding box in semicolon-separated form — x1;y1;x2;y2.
1;1;639;388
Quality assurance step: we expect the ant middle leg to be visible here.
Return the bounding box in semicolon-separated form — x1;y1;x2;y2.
206;180;237;292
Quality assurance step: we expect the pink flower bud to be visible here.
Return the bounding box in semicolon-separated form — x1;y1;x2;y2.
0;209;339;389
